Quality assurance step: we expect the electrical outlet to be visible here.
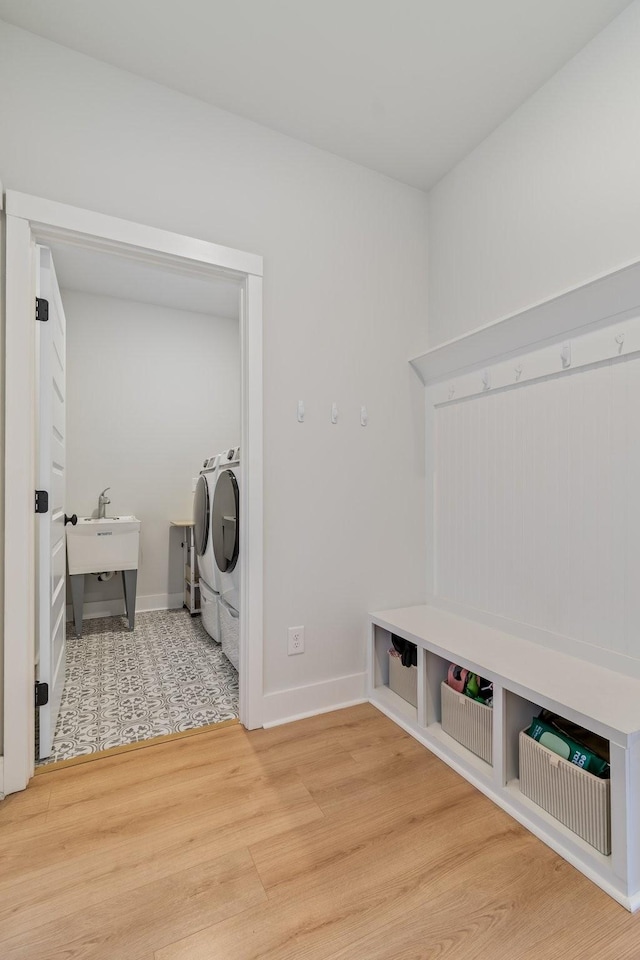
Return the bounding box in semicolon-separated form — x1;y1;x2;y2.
288;625;305;655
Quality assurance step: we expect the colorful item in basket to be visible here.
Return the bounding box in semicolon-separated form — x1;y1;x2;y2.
447;663;468;693
447;664;493;706
526;713;610;779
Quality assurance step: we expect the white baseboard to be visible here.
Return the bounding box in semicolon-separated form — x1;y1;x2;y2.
261;671;367;728
0;756;4;800
65;592;184;622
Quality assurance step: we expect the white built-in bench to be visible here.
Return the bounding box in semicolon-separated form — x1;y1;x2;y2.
368;604;640;911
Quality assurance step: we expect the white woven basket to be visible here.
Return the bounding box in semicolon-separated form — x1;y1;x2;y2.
441;681;493;765
519;730;611;855
388;653;417;707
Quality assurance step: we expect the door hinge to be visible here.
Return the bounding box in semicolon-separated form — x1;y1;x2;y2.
35;490;49;514
35;681;49;707
36;297;49;322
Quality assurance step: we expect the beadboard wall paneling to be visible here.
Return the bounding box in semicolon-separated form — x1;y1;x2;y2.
434;356;640;660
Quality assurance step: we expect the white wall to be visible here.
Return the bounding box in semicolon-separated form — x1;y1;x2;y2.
427;0;640;346
63;289;240;613
0;22;428;719
434;354;640;669
424;0;640;680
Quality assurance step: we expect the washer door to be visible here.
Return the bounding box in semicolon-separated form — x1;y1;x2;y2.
193;474;210;557
212;469;239;572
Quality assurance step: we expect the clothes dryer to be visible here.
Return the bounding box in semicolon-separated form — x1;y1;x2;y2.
193;454;221;642
212;446;240;669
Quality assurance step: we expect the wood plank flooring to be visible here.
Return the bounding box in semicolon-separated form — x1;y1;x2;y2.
1;703;638;959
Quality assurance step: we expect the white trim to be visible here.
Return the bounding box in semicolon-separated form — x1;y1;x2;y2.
0;756;4;799
261;672;367;727
3;191;264;793
64;593;184;622
263;697;368;729
239;275;263;730
411;256;640;385
3;214;36;796
5;192;263;278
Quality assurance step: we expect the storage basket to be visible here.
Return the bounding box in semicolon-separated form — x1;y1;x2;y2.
441;680;492;765
519;730;610;855
388;652;417;707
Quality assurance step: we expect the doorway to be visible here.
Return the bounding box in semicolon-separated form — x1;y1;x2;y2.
3;190;264;794
38;239;244;764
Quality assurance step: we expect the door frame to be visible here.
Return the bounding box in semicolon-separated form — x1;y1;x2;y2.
2;190;264;794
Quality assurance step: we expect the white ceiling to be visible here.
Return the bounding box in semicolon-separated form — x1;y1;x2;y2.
49;242;241;320
0;0;631;190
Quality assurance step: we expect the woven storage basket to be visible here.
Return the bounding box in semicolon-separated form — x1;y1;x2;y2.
441;681;493;765
388;653;417;707
519;730;611;855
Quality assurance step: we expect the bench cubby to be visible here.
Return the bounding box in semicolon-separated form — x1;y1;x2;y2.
368;604;640;911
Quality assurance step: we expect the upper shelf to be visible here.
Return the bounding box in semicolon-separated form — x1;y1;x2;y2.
410;257;640;386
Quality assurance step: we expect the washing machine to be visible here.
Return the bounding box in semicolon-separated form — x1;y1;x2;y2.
193;454;221;642
211;446;240;670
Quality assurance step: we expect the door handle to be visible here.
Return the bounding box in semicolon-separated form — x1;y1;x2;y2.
64;513;78;526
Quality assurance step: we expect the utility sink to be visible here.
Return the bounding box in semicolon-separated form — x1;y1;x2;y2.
66;516;141;575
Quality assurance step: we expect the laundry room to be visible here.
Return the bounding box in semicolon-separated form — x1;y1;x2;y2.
39;240;243;764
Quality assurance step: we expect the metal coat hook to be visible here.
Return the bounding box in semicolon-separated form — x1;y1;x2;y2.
481;369;490;392
561;341;572;369
448;384;455;400
615;332;625;354
514;364;523;382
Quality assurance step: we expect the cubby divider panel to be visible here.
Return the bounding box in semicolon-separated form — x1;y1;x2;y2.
425;651;450;726
503;689;543;785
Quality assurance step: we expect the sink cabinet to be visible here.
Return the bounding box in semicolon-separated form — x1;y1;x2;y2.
66;516;141;636
66;516;141;575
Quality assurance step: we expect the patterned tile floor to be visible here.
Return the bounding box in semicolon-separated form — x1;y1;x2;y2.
38;609;239;765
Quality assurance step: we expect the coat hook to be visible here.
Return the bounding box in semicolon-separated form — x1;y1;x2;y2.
561;342;571;369
615;333;625;354
514;364;523;382
448;384;455;400
481;369;490;392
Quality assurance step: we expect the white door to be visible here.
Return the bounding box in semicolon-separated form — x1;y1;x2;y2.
36;246;67;759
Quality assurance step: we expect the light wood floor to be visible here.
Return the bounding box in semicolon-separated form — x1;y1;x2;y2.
1;703;638;959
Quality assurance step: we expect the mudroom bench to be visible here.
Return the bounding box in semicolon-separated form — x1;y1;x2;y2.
368;604;640;911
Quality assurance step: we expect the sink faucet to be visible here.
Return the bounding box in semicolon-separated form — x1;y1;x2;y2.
98;487;111;519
